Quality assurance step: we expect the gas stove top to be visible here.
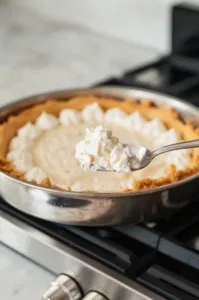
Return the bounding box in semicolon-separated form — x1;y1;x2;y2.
1;3;199;300
1;199;199;300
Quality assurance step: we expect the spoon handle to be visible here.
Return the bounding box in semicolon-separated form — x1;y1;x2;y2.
152;139;199;158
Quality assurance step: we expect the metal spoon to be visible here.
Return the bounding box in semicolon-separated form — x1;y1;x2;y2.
94;139;199;172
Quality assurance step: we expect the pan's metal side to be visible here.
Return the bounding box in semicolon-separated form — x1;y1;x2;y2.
0;87;199;225
1;169;199;225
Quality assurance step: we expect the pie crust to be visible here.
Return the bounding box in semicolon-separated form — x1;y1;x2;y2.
0;96;199;191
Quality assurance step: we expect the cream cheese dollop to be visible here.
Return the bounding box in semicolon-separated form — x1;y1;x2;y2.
25;166;47;184
144;118;166;137
75;125;133;172
82;103;104;124
156;129;180;147
9;136;33;151
155;129;190;169
7;149;34;173
125;112;146;131
18;122;41;139
59;109;81;126
105;108;127;123
36;112;58;130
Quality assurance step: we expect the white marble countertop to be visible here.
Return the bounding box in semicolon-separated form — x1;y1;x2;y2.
0;2;159;299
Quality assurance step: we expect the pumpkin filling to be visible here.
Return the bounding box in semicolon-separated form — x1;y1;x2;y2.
0;96;198;192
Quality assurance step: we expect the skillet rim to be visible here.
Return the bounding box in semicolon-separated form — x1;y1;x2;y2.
0;85;199;198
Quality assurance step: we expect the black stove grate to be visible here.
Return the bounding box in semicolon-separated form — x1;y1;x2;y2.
138;263;199;300
95;56;199;106
0;200;156;275
1;199;199;300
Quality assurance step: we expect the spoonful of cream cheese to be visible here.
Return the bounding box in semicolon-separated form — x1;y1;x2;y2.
75;125;199;172
75;125;139;172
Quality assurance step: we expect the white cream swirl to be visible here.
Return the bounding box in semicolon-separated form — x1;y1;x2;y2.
75;125;133;172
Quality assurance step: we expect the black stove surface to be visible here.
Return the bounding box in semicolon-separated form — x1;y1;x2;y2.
96;4;199;108
1;3;199;300
1;199;199;300
96;56;199;107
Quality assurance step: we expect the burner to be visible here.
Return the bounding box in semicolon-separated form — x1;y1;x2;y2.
96;57;199;106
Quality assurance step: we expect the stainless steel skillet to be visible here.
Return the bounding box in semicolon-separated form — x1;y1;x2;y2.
0;86;199;226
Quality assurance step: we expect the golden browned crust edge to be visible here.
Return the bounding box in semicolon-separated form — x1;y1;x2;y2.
0;96;199;192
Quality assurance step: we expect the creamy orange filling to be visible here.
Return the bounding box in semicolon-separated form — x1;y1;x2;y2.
32;121;179;192
0;96;198;192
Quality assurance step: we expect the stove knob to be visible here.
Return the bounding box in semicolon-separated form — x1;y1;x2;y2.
82;292;108;300
42;274;82;300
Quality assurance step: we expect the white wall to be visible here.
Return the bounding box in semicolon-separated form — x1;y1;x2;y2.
16;0;199;52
